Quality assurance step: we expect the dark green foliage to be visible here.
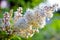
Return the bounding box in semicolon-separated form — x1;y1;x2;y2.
7;0;44;12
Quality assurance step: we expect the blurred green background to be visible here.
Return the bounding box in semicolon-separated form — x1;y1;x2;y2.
0;0;60;40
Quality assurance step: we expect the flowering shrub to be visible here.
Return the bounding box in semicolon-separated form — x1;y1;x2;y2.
0;3;58;39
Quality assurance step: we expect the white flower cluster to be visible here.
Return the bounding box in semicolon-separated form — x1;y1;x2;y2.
14;7;23;23
2;12;10;31
3;12;10;27
1;3;58;38
14;4;58;38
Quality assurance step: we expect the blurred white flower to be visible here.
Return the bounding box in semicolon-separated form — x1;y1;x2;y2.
14;7;23;23
44;5;58;20
24;8;34;25
14;17;30;29
18;29;35;38
17;7;23;13
3;12;10;27
13;3;58;38
33;7;46;28
1;0;9;8
46;0;60;11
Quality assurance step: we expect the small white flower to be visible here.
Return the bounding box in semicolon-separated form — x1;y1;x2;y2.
14;7;23;23
17;7;23;13
44;7;54;19
3;12;10;27
33;8;46;28
24;9;34;25
14;17;30;29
